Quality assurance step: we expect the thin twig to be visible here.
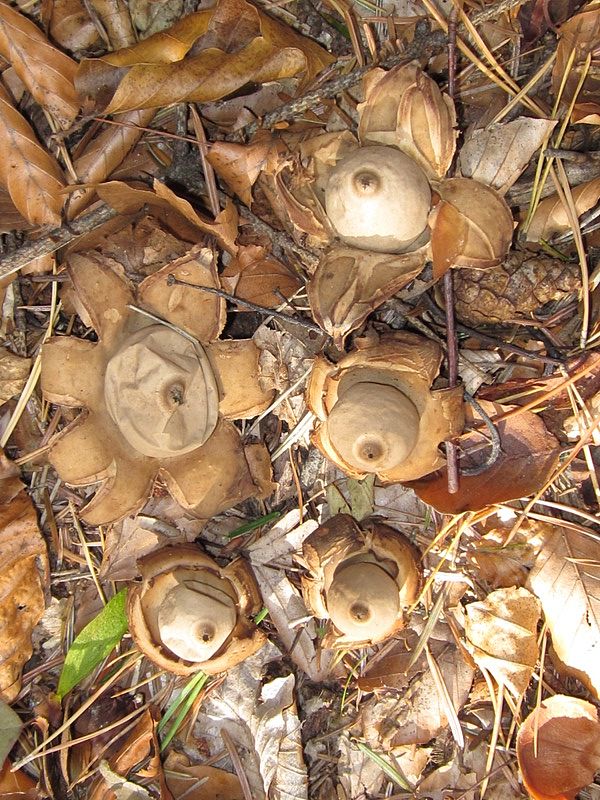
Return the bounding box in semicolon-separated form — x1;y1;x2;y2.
461;392;502;476
0;204;119;279
444;5;460;495
166;275;328;335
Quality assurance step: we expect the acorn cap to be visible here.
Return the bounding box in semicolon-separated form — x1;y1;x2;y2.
325;146;431;253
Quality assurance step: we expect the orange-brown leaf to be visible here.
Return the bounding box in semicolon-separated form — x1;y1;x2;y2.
516;695;600;800
97;179;239;254
0;3;79;128
553;5;600;119
0;83;66;226
525;178;600;243
406;401;560;513
0;451;48;702
75;0;333;114
40;0;101;54
222;244;302;308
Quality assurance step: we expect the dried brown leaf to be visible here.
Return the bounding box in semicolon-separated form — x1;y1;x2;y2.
40;0;101;55
516;695;600;800
308;246;426;347
459;117;557;195
407;401;560;513
429;178;514;279
97;179;239;254
525;177;600;243
222;244;302;308
464;586;540;698
553;5;600;119
76;0;333;114
0;3;79;128
207;138;276;207
0;451;48;702
0;186;30;233
164;752;243;800
67;108;156;219
0;83;66;226
527;524;600;697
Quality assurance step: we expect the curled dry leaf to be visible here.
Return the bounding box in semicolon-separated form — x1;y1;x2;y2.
527;524;600;697
128;544;266;675
464;586;541;698
525;177;600;243
429;177;514;279
221;244;302;308
407;400;560;514
75;0;333;114
0;452;48;702
553;4;600;120
86;0;137;50
467;521;543;590
358;61;457;180
67;108;157;219
307;331;464;483
207;137;276;208
97;179;239;255
452;250;581;326
41;249;273;524
0;83;66;227
308;245;427;347
164;752;243;800
40;0;101;55
0;3;79;128
297;514;422;648
459;117;557;195
516;695;600;800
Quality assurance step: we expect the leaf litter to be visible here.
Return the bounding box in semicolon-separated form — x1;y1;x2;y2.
0;0;599;797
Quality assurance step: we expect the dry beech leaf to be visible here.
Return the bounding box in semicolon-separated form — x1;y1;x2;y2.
0;3;79;128
308;246;427;347
525;177;600;243
75;0;333;114
407;401;560;514
96;179;239;254
358;61;456;180
0;83;66;226
40;0;101;54
67;108;156;219
464;586;541;698
207;138;276;207
516;695;600;800
553;4;600;119
429;178;514;279
459;117;557;195
164;752;243;800
527;524;600;697
222;244;302;308
467;524;541;590
0;451;48;702
0;186;30;234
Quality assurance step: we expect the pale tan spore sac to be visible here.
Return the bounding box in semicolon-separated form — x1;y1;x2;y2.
298;514;422;648
307;331;465;483
128;545;266;675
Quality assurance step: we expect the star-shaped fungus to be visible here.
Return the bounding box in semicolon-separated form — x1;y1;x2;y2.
41;246;275;525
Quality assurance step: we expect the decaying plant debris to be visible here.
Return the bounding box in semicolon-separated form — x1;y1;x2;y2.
0;0;599;796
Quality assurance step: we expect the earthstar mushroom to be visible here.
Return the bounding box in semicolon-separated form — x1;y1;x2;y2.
128;545;266;674
41;247;274;525
307;331;464;482
298;514;422;648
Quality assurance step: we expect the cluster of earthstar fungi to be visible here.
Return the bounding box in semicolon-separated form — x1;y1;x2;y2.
42;61;515;671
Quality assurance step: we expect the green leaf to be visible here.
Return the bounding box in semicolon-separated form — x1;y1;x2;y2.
0;700;22;764
348;475;375;521
227;511;282;539
57;589;129;699
326;484;351;517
